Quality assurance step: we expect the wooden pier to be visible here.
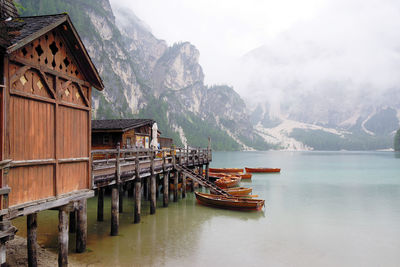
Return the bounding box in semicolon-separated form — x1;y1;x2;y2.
92;146;212;233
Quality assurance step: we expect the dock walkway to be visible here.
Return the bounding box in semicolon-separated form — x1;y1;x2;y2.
91;146;213;235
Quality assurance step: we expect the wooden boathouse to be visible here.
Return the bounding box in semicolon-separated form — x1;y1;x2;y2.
0;2;104;265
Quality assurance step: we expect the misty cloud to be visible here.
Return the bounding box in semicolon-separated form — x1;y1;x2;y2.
234;0;400;122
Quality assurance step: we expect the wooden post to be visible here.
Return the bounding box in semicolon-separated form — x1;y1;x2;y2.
119;185;123;213
134;179;141;223
116;144;122;213
163;172;169;207
76;199;87;253
199;165;204;179
27;213;38;267
58;207;69;267
97;187;104;222
150;152;156;214
181;172;186;198
69;211;76;233
111;185;119;236
205;163;209;181
0;242;6;267
173;171;178;202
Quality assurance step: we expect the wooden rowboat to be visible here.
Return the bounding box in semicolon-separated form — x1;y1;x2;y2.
209;168;243;173
239;173;252;179
224;187;252;196
195;192;264;211
215;177;241;188
245;167;281;173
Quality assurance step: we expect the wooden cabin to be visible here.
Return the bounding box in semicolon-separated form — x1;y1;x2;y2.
0;2;104;265
92;119;157;149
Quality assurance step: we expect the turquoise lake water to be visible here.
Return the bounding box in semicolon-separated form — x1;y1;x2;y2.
14;151;400;266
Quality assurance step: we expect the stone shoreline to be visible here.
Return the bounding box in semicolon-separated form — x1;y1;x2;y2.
6;236;86;267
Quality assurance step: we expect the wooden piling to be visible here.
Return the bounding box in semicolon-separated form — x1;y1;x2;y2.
119;185;123;213
111;185;119;236
76;199;87;253
134;179;141;224
58;207;69;267
97;187;104;222
181;172;186;198
150;175;156;214
173;172;178;202
27;213;38;267
205;163;209;180
150;153;156;214
163;172;169;207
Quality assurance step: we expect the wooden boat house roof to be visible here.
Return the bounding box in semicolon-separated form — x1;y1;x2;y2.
1;13;104;90
92;119;156;132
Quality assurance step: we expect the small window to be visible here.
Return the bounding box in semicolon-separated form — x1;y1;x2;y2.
126;137;131;148
103;135;110;145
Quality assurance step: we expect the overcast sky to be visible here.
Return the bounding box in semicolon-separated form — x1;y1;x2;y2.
109;0;326;83
110;0;400;113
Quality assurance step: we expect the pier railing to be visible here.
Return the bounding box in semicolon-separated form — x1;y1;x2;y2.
91;147;212;189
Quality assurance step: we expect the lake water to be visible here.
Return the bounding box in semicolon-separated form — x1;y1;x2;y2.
13;151;400;266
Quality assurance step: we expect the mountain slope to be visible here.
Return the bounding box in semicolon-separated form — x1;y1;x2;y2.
17;0;268;150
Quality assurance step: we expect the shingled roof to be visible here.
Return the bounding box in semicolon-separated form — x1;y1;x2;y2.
92;119;155;132
0;14;104;90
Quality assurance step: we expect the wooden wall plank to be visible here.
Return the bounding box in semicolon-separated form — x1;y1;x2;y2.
8;165;55;206
9;96;55;161
58;162;88;195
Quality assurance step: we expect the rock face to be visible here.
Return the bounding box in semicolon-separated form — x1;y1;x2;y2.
17;0;267;150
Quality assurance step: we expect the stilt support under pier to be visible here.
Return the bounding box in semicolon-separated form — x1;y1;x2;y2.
150;175;156;215
163;172;169;207
58;206;69;267
119;185;124;213
134;179;142;224
76;199;87;253
182;172;186;198
27;213;38;267
111;185;119;236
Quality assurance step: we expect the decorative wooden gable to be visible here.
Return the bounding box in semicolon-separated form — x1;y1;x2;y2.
9;27;90;107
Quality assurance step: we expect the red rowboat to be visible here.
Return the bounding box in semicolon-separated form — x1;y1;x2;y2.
224;187;252;196
245;167;281;173
195;192;264;211
209;168;243;173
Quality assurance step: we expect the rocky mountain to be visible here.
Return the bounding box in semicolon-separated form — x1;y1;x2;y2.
17;0;268;150
241;42;400;150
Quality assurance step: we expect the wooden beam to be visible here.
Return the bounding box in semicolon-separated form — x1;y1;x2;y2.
27;213;38;267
